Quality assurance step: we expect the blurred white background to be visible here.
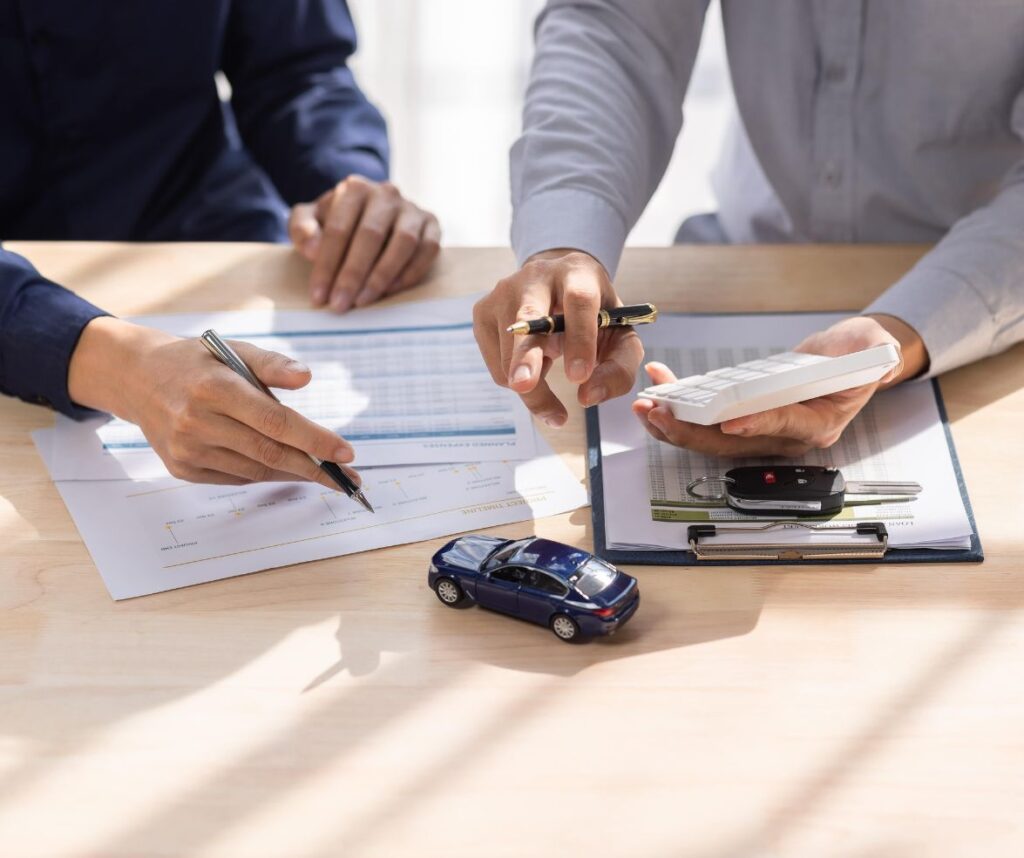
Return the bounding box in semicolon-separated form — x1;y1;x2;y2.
347;0;734;247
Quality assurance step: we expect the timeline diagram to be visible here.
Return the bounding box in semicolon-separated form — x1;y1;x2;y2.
55;451;588;600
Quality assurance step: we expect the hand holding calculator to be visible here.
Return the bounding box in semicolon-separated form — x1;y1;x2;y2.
637;344;901;426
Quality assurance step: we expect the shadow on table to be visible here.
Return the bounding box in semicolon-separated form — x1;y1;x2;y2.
939;344;1024;424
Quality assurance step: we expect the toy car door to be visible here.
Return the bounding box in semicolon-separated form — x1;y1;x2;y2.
475;565;524;613
518;569;569;623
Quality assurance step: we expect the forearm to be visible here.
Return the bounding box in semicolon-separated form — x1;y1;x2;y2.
865;157;1024;376
511;0;708;276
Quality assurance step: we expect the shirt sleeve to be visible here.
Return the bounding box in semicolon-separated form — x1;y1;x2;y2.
0;248;109;418
222;0;390;206
511;0;710;276
865;89;1024;377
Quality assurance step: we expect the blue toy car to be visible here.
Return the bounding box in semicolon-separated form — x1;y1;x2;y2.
428;535;640;642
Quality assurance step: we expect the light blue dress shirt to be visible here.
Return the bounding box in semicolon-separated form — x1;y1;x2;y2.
510;0;1024;376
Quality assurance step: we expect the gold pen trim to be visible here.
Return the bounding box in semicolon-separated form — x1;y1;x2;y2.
619;304;659;326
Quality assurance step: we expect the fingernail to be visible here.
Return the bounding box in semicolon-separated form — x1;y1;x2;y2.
334;444;354;462
354;289;377;308
332;294;352;313
543;414;565;428
511;365;532;385
584;386;606;407
312;287;327;305
285;359;310;374
568;359;587;383
723;421;751;435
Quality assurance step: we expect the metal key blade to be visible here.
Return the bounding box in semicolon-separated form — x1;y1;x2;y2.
845;480;922;496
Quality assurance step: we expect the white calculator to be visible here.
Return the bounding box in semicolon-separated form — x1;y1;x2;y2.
636;344;900;426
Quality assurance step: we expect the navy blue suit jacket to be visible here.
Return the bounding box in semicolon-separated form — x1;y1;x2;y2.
0;0;388;416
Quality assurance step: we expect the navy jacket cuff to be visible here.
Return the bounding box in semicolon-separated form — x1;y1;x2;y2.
1;260;109;418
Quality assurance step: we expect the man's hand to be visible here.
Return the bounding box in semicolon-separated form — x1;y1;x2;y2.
472;250;644;427
632;314;928;457
68;317;359;487
289;175;441;312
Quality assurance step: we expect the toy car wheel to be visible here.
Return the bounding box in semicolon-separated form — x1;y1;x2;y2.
550;614;580;642
435;577;464;607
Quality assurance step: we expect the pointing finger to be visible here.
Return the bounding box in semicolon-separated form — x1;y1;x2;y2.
288;203;322;262
559;264;603;384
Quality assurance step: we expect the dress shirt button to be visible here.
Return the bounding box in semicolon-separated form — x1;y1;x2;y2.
824;63;847;84
821;162;843;188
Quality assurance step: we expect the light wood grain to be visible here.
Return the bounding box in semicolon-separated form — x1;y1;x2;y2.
1;242;1022;858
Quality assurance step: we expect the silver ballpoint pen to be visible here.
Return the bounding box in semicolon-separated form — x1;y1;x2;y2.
199;329;374;513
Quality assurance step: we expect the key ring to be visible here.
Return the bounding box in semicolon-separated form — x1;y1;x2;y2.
686;475;735;501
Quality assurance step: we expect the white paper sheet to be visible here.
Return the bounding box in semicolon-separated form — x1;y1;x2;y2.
48;294;536;480
34;427;588;600
598;313;974;553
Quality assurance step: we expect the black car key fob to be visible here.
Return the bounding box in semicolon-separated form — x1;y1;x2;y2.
724;465;847;516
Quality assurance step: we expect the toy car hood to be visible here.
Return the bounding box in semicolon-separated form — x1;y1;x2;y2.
434;535;510;571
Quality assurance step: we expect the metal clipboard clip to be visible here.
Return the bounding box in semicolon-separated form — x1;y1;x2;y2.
687;521;889;561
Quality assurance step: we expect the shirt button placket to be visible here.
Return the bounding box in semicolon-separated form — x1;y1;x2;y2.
809;0;863;243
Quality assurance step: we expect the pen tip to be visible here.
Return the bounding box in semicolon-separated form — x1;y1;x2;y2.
354;492;375;514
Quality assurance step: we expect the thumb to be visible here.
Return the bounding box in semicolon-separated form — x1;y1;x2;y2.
231;341;312;391
644;361;678;385
288;203;322;261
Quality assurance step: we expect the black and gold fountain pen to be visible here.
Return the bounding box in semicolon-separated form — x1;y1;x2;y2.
199;329;374;513
506;303;659;335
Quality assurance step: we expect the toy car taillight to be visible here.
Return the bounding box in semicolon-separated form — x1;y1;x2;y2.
595;607;615;618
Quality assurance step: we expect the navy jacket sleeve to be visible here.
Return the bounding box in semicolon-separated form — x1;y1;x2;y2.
0;248;108;418
223;0;390;206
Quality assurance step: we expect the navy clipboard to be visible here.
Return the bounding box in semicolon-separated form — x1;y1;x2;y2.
586;379;983;566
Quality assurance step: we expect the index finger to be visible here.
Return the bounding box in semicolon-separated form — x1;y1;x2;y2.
221;381;354;465
310;181;371;305
559;264;603;384
505;277;554;393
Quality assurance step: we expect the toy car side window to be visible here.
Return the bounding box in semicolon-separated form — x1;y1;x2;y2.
485;546;518;571
524;569;568;597
490;566;526;585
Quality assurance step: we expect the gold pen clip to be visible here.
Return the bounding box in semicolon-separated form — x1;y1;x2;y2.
612;304;659;327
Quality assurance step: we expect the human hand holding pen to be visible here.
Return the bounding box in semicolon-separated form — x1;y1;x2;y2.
472;249;645;426
67;317;363;490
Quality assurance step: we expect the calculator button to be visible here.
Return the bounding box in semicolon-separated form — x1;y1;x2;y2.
763;471;776;484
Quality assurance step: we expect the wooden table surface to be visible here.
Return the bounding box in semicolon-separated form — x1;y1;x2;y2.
2;242;1023;858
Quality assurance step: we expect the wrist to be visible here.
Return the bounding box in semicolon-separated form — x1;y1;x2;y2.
526;247;604;270
863;313;930;384
67;317;174;417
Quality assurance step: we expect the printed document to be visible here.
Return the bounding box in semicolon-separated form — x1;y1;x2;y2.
34;426;587;600
598;313;974;552
45;294;535;480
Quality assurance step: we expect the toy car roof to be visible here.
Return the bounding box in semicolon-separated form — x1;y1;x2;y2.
510;538;593;578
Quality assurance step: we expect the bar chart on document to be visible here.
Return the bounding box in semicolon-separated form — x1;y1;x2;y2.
46;296;537;480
